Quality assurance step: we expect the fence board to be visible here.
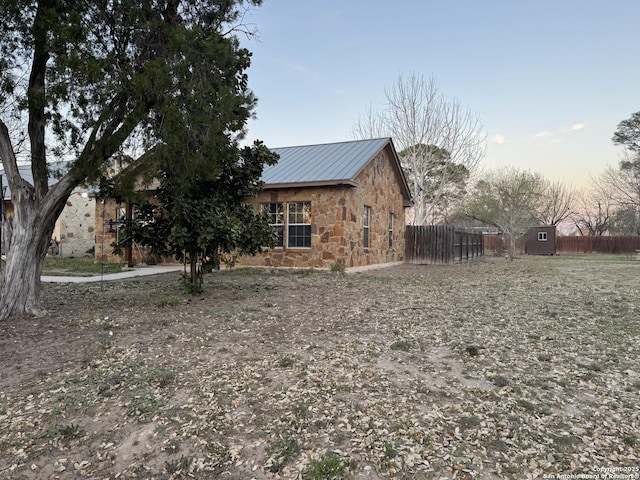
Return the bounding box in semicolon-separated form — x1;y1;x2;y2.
406;226;484;264
482;233;640;255
557;236;640;254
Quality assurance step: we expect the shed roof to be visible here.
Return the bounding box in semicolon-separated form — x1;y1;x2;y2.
264;138;411;203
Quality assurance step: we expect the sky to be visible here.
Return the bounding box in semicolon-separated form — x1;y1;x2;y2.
240;0;640;188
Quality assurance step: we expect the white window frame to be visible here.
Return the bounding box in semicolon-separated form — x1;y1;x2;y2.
263;202;284;248
388;212;394;249
538;231;548;242
287;201;312;248
363;206;371;249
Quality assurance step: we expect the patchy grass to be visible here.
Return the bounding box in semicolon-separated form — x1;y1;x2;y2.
43;256;124;276
305;452;356;480
1;256;639;479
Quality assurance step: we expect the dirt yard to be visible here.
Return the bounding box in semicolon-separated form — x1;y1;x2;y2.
1;256;639;479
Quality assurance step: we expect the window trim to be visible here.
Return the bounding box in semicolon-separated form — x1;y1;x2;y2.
263;202;284;248
363;205;371;249
287;201;312;249
388;212;394;249
538;231;548;242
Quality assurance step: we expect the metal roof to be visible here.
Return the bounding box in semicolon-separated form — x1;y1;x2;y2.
264;138;391;186
0;163;68;199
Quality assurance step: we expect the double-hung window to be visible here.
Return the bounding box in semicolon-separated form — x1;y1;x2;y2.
287;201;311;248
263;203;284;247
363;206;371;249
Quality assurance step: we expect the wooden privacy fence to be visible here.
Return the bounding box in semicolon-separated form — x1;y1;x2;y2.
557;235;640;254
405;225;484;264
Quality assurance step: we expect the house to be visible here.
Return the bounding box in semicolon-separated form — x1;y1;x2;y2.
1;165;95;257
238;137;412;269
524;226;556;255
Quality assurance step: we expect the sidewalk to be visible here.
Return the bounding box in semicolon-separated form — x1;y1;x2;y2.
41;265;183;283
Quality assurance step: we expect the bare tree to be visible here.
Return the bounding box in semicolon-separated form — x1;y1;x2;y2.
597;152;640;210
536;179;576;227
465;167;546;260
353;74;486;225
570;188;613;236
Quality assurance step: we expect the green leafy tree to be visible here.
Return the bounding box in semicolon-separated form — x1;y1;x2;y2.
613;111;640;156
609;206;639;235
398;144;470;224
599;112;640;210
0;0;264;319
466;167;546;260
117;141;278;291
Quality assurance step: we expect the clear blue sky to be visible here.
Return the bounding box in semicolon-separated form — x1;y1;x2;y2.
241;0;639;187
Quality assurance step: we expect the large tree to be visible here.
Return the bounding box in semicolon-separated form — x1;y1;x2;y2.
465;167;546;260
608;205;639;235
598;112;640;210
353;74;485;225
398;144;470;225
0;0;263;320
612;111;640;155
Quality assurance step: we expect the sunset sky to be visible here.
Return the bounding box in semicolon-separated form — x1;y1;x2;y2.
241;0;640;188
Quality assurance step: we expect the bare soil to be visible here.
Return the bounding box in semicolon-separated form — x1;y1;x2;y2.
1;256;639;479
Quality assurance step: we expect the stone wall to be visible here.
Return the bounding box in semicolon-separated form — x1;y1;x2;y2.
94;198;124;263
239;144;407;269
94;199;168;265
52;189;96;257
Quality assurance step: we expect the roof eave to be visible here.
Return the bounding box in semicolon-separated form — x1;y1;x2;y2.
262;179;358;190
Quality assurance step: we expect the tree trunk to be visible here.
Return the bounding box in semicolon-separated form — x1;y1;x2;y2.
508;235;516;261
0;211;56;318
0;161;72;320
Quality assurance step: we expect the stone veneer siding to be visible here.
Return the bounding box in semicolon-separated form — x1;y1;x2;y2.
94;198;124;263
239;148;407;269
94;198;166;265
53;189;96;257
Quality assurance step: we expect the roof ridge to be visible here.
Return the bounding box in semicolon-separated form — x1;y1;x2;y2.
271;137;390;150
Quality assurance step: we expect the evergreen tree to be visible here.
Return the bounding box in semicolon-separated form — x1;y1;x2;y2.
117;141;278;292
0;0;265;319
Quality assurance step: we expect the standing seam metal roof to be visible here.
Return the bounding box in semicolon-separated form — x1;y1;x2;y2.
263;138;391;185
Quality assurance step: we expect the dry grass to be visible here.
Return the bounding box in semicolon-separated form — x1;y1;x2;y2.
0;255;639;479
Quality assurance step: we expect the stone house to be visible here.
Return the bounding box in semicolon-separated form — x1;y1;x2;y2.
238;137;412;269
1;165;95;257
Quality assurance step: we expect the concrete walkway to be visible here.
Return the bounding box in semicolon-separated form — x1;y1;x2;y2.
41;265;183;283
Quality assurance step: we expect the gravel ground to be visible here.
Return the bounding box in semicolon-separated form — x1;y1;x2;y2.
0;255;639;479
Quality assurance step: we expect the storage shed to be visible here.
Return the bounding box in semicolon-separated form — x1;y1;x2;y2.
524;226;556;255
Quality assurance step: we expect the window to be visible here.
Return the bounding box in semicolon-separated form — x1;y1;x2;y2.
287;202;311;248
263;203;284;247
363;206;371;249
388;212;394;249
538;231;548;241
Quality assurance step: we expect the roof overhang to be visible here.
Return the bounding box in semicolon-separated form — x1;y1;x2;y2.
262;179;358;190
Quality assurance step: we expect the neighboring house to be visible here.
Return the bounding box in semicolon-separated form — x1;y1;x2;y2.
1;165;95;257
238;137;412;269
524;226;556;255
